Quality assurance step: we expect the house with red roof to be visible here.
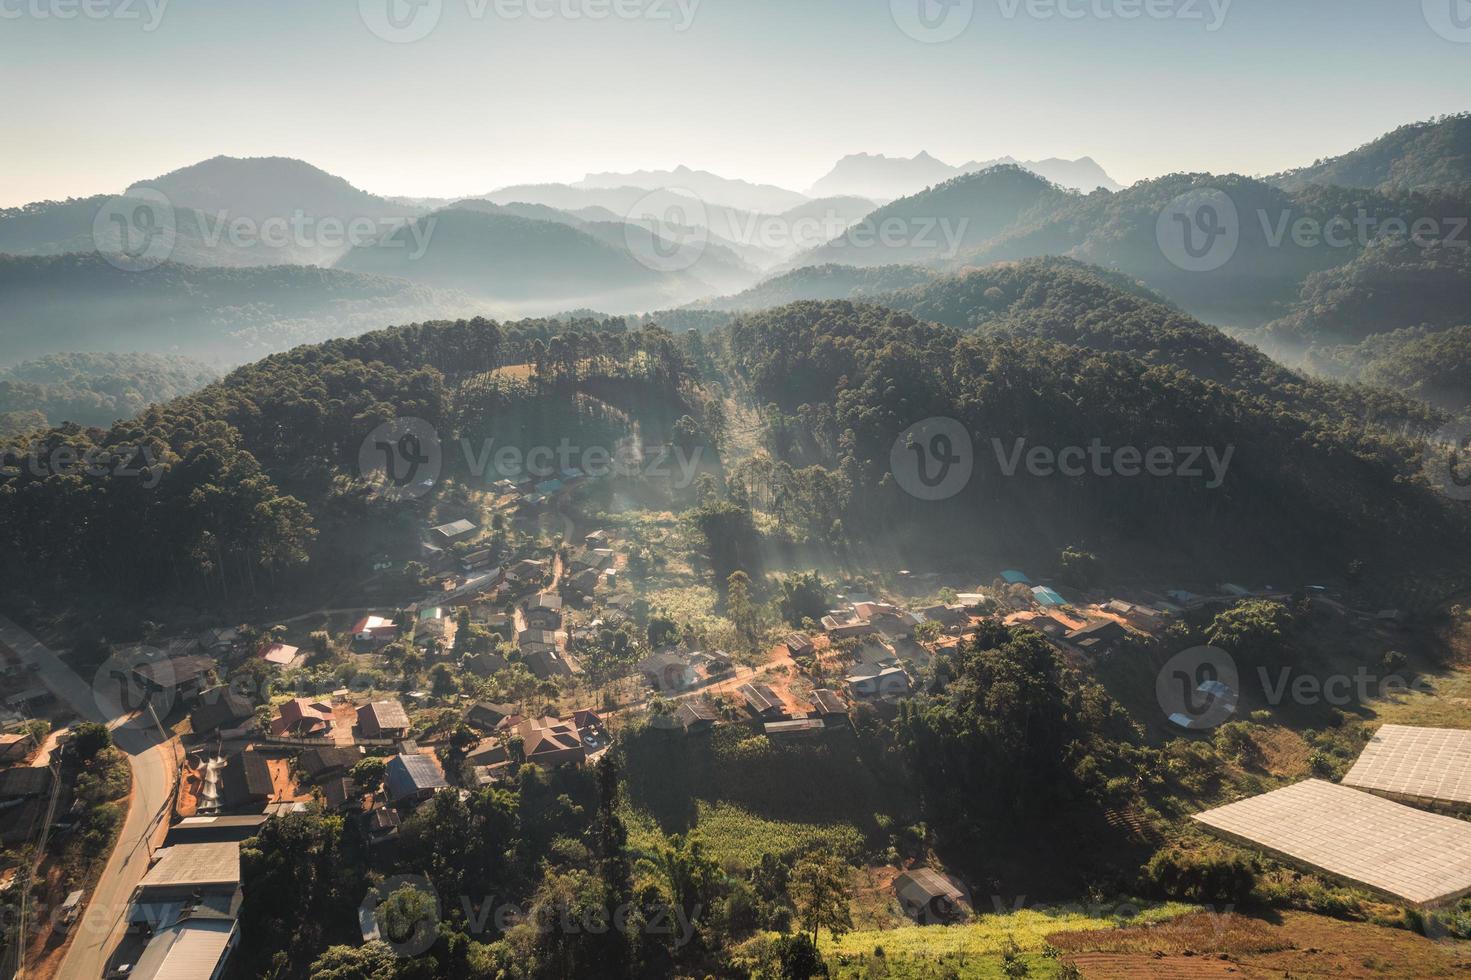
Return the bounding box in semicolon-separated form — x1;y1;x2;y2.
270;698;334;737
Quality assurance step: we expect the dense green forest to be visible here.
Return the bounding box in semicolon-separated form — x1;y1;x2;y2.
1270;113;1471;194
1262;236;1471;346
0;352;218;430
0;316;701;626
876;258;1442;430
720;300;1466;579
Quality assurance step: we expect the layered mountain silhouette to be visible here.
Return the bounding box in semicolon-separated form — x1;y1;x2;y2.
810;151;1122;200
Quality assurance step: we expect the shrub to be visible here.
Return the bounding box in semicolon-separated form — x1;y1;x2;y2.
1141;845;1257;905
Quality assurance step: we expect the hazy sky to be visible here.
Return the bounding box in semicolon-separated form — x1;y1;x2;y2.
3;0;1469;206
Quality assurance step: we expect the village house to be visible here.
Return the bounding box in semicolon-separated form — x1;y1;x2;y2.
674;699;719;734
470;603;511;629
189;687;256;739
126;842;242;979
0;732;32;764
413;616;450;651
299;746;362;782
357;700;412;740
352;615;401;648
0;766;51;802
431;519;479;546
808;689;850;726
125;652;218;705
506;558;550;587
258;642;300;669
518;628;560;655
219;750;273;812
567;567;602;596
460;548;495;573
165;815;270;846
584;529;611;548
467;701;518;732
846;664;912;700
1101;599;1166;631
518;715;590;767
783;633;816;659
270;698;334;738
894;867;971;923
465;738;512;771
385;753;448;805
523;592;564;630
821;608;877;640
462;651;510;678
637;650;698;692
1066;619;1131;656
197;627;241;657
764;718;826;739
364;805;402;845
919;604;969;630
738;683;787;721
855;601;922;637
524;647;578;680
321;777;358;812
573;548;617;573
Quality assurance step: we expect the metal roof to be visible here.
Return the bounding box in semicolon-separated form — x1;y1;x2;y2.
385;753;447;800
1342;724;1471;808
138;843;241;892
1193;779;1471;907
129;917;236;980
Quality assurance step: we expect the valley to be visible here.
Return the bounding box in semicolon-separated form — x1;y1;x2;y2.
4;8;1471;976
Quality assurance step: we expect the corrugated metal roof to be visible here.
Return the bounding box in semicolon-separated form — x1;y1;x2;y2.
130;918;236;980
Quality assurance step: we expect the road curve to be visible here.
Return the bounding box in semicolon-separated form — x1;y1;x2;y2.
0;616;172;980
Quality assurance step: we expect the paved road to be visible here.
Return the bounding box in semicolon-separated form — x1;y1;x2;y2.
0;616;173;980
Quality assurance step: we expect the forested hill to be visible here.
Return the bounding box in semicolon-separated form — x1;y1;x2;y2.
0;317;700;625
132;155;405;223
721;301;1467;579
875;258;1441;432
1271;113;1471;195
0;353;218;430
797;165;1073;268
1263;237;1471;346
706;264;936;311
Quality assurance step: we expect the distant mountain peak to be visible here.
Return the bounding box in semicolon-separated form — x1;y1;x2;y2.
572;166;806;213
811;151;1122;200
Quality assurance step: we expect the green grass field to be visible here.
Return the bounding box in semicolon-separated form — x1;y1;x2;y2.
625;800;865;872
820;901;1196;979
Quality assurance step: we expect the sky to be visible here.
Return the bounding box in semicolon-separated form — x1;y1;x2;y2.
2;0;1470;207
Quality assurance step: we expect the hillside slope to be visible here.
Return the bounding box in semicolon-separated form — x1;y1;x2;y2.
1271;114;1471;194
